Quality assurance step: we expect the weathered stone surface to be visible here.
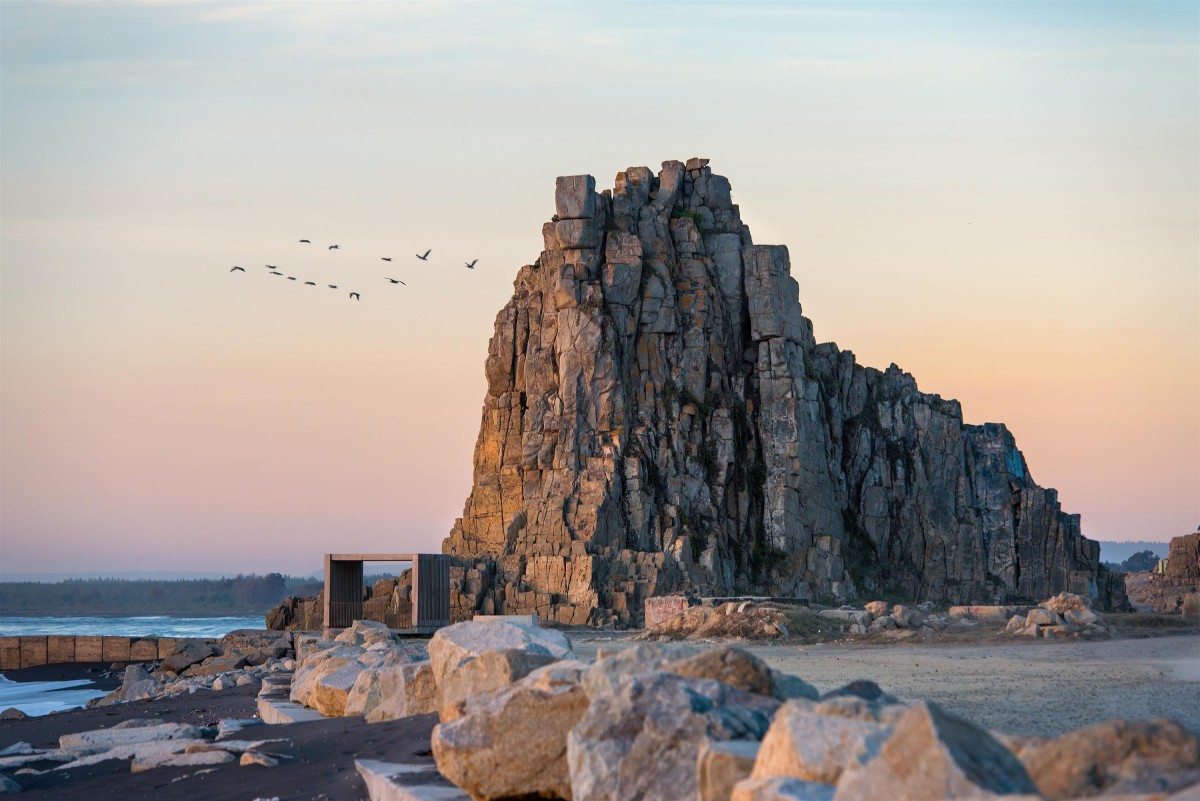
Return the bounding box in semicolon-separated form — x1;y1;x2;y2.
832;701;1038;801
131;749;236;772
1016;719;1200;799
1165;532;1200;580
345;660;439;722
291;645;384;717
646;595;700;628
161;640;217;674
662;646;774;697
581;642;698;698
187;654;249;677
699;739;760;801
428;619;573;720
60;722;203;756
430;160;1115;627
732;777;836;801
567;671;779;801
433;660;588;800
751;700;891;785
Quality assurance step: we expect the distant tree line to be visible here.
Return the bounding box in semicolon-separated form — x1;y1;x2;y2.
0;574;324;615
1102;550;1161;574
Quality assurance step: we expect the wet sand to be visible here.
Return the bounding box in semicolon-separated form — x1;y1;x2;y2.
572;631;1200;738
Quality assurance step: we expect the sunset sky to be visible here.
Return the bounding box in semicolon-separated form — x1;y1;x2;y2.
2;1;1197;576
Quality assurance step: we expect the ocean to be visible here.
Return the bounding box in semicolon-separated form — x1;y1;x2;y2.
0;615;265;638
0;615;267;715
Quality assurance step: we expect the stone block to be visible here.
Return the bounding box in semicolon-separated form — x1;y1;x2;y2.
0;637;20;670
645;595;699;629
20;637;47;668
555;174;596;220
76;636;104;662
47;636;75;664
102;636;132;662
157;638;179;659
130;639;160;662
946;606;1013;622
554;218;599;250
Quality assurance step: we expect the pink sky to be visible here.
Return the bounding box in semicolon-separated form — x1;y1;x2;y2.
2;3;1196;575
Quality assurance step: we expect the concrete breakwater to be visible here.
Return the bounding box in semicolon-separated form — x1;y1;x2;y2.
1;635;203;670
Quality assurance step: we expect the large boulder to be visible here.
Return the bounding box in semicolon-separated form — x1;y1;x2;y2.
429;620;574;720
750;700;892;785
433;660;589;800
662;646;774;696
1041;592;1090;616
333;619;395;649
1015;719;1200;799
581;642;698;699
833;701;1038;801
94;664;161;706
160;640;217;674
345;660;439;722
291;645;386;717
567;671;779;801
698;739;760;801
732;777;836;801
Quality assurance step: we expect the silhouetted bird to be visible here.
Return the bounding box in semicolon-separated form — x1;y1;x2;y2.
287;276;297;281
304;281;316;286
385;278;406;285
328;284;338;289
349;292;360;300
465;259;478;269
299;239;311;243
269;271;283;276
416;249;431;261
265;264;278;269
381;257;392;262
329;245;340;250
230;266;245;272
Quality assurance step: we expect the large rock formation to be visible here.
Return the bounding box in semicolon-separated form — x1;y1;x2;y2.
443;158;1117;626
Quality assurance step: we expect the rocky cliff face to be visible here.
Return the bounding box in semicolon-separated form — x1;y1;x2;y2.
442;159;1116;626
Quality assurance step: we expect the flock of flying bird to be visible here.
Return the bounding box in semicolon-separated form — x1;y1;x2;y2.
228;240;479;301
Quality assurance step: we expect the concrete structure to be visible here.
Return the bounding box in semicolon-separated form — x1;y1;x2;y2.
324;553;451;631
0;635;183;671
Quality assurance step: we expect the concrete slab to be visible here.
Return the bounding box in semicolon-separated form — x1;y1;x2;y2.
355;759;470;801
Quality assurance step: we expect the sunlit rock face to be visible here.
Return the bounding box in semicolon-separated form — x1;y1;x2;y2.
442;159;1115;627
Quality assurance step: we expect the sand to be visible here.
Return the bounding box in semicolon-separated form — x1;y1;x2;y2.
571;631;1200;738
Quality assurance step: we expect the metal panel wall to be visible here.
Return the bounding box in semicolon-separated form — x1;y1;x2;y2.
414;554;451;628
326;559;364;628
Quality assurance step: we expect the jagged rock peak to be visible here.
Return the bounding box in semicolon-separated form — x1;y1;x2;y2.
442;159;1115;627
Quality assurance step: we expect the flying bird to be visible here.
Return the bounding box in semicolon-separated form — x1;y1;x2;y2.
381;257;392;262
304;281;316;286
328;245;340;250
287;276;297;281
299;239;311;244
349;292;360;300
328;284;338;289
465;259;478;269
230;266;245;272
385;278;406;285
416;250;431;261
269;271;283;275
265;264;278;269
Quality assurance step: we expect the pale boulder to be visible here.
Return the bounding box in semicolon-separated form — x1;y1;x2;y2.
581;642;697;699
567;671;778;801
433;660;588;801
750;700;890;785
863;601;890;619
832;701;1038;801
429;620;573;721
732;777;836;801
345;660;439;722
1016;718;1200;799
698;739;760;801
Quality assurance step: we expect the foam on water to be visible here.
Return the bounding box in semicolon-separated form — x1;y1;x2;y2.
0;615;264;638
0;675;107;715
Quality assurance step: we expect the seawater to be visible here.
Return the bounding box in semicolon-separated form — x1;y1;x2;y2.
0;675;107;716
0;615;265;638
0;615;267;716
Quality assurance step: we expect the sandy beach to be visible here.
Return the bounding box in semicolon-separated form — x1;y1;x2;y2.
571;631;1200;738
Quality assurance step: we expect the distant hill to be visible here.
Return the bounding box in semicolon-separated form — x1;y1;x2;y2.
1097;540;1170;565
